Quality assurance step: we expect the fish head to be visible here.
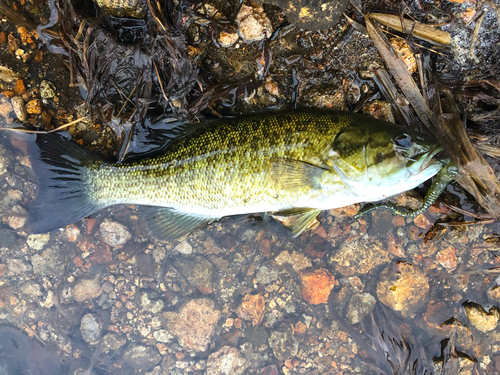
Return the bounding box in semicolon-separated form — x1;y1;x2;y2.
328;120;446;201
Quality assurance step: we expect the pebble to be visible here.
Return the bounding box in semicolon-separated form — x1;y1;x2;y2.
218;30;239;48
174;240;192;254
72;275;102;302
40;80;56;99
64;225;80;242
299;268;335;305
488;285;500;303
236;4;272;43
31;247;65;277
0;100;13;119
464;302;500;332
80;313;101;343
19;280;43;298
11;96;27;121
26;233;51;251
26;98;42;115
389;37;417;73
377;261;429;318
173;255;214;293
6;258;32;276
255;263;279;284
102;333;127;352
123;344;161;370
153;329;173;343
346;293;376;324
236;293;265;325
363;100;396;122
163;298;221;352
436;246;458;269
206;346;248;375
7;214;26;230
99;219;131;247
275;250;312;272
268;323;299;361
329;238;389;276
414;214;433;230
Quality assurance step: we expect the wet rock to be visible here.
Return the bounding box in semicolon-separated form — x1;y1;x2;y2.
346;293;376;324
377;261;429;318
72;275;102;302
153;329;173;343
206;346;248;375
40;80;56;100
11;96;26;121
26;233;50;251
163;298;221;352
268;323;299;361
236;3;272;43
80;313;101;343
236;293;265;325
464;302;499;332
31;247;65;277
414;214;432;230
64;225;80;242
174;240;192;255
389;37;416;73
102;333;127;352
25;99;42;115
173;255;214;293
367;210;393;237
275;250;311;272
140;291;164;313
218;30;239;48
329;238;389;276
0;100;13;119
7;214;26;230
256;263;279;284
19;281;42;298
204;237;223;254
436;246;458;270
488;285;500;303
6;258;32;276
299;268;335;305
99;219;131;247
123;344;161;370
257;0;348;30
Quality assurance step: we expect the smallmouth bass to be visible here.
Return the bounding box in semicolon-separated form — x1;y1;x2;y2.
28;109;448;239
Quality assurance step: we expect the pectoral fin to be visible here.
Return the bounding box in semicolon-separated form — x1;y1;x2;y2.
269;158;326;190
270;208;322;237
142;206;216;241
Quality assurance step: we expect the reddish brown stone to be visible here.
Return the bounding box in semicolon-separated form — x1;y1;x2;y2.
414;214;433;230
0;31;6;44
436;246;457;269
299;268;335;305
14;79;26;95
236;293;265;325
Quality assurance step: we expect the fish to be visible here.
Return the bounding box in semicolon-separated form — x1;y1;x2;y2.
27;109;447;240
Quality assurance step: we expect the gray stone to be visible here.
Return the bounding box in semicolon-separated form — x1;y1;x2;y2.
102;333;127;352
268;323;299;361
80;313;101;343
346;293;376;324
99;219;131;247
206;346;248;375
173;255;214;291
72;275;102;302
31;247;65;277
256;263;279;285
123;344;161;370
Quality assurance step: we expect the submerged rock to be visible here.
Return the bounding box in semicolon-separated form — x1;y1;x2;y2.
377;261;429;318
123;344;161;370
268;323;299;361
163;298;221;352
464;302;500;333
236;293;265;325
236;4;272;43
206;346;248;375
329;238;389;276
299;268;335;305
347;293;377;324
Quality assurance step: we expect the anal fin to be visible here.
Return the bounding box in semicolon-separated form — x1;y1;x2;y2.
142;206;216;241
270;208;322;237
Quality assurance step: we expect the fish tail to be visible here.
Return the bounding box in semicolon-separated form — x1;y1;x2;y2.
27;133;104;234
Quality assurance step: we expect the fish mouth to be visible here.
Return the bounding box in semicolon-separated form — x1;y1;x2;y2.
411;145;448;175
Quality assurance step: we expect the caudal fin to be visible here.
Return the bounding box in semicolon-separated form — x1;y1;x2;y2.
27;133;104;234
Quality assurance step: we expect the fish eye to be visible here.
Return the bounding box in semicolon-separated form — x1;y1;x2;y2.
394;133;413;148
